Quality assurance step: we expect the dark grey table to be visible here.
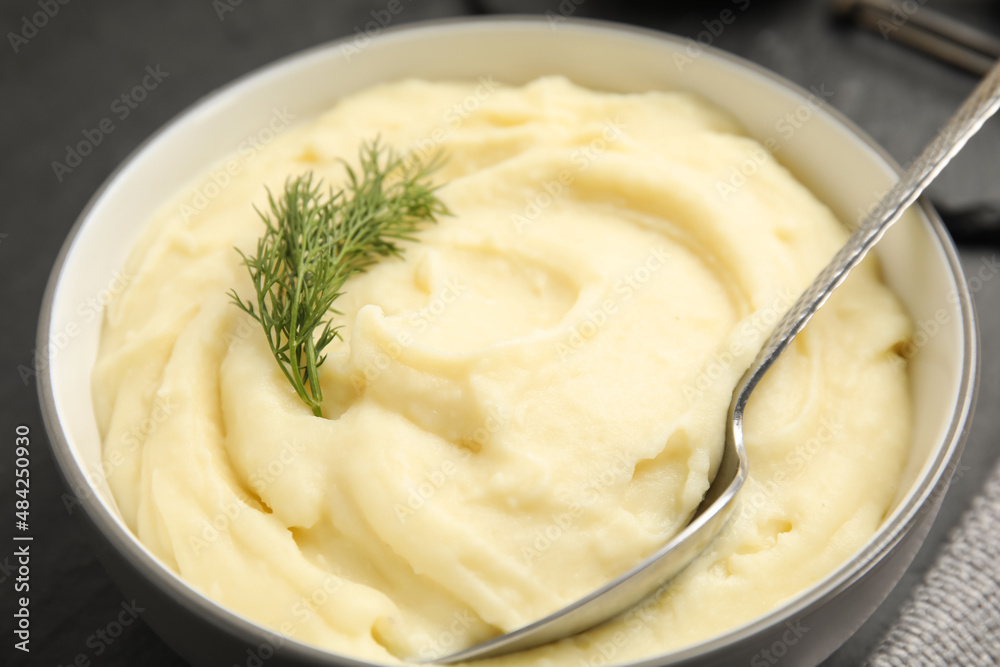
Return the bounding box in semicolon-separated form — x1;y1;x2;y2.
2;1;998;665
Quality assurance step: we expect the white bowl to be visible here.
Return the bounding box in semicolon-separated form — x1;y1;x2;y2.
38;17;977;667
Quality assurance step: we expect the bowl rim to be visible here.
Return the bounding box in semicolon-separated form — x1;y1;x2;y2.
36;14;979;666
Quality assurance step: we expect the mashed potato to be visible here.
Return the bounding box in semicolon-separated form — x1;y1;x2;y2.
91;77;912;664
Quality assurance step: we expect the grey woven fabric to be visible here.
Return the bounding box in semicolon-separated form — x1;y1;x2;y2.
864;461;1000;667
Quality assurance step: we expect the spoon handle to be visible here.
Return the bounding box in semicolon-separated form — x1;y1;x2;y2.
738;58;1000;403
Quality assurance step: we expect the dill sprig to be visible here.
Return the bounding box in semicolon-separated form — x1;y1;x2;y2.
229;140;448;417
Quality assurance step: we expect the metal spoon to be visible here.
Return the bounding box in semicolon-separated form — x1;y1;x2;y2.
432;57;1000;664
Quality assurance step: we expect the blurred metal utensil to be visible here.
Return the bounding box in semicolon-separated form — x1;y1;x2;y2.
835;0;1000;75
836;0;1000;246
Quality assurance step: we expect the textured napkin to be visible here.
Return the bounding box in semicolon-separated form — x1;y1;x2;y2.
865;459;1000;666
